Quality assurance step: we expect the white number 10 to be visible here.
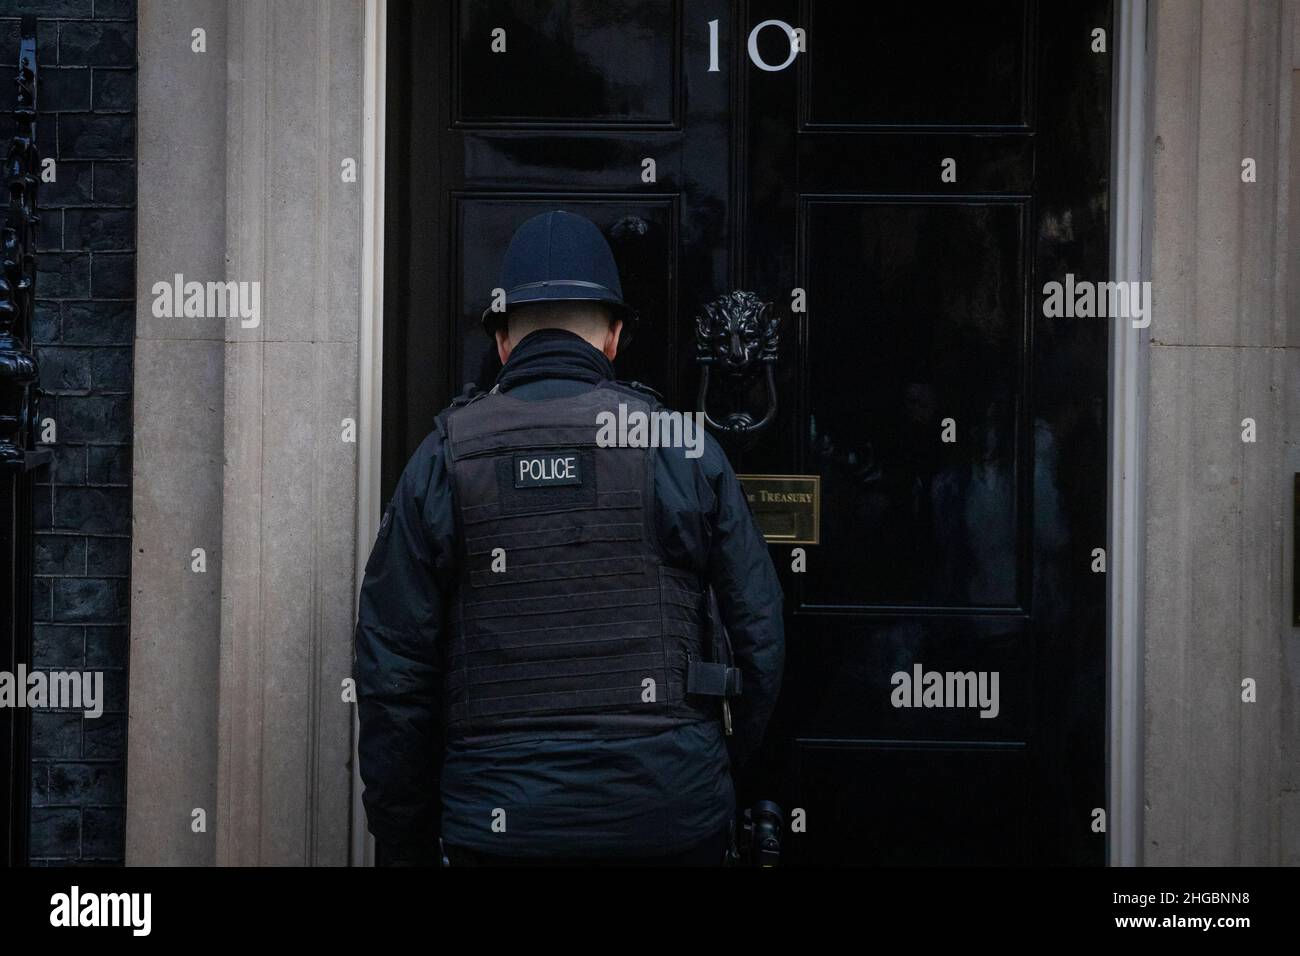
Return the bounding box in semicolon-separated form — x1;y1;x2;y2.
708;18;804;73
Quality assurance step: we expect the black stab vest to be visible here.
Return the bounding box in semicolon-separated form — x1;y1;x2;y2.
440;382;716;743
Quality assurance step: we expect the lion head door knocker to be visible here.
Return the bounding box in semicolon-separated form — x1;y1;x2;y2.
695;291;780;445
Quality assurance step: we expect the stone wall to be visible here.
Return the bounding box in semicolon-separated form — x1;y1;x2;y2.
1;0;137;866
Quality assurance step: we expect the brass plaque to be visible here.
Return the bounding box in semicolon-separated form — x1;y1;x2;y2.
736;474;820;545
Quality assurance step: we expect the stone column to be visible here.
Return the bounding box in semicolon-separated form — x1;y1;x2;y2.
1144;0;1300;865
127;0;228;867
216;0;361;866
128;0;363;866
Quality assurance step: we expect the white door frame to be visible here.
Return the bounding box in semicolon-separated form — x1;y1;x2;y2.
1107;0;1149;868
352;0;387;868
350;0;1150;867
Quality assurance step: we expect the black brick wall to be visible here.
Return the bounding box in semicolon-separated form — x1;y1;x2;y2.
1;0;135;865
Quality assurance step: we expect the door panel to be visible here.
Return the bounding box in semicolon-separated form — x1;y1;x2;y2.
802;2;1032;129
801;197;1028;609
454;0;680;127
796;743;1031;865
384;0;1111;865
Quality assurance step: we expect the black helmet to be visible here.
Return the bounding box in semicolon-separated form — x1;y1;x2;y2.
480;210;637;339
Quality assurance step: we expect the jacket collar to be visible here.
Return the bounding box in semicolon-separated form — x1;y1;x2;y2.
494;328;615;392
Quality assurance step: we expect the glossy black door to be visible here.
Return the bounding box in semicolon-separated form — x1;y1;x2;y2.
384;0;1111;865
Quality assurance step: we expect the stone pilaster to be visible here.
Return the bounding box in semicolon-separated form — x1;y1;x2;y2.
128;0;363;866
1143;0;1300;865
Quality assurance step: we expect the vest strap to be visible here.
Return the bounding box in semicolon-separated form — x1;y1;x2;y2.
686;660;743;698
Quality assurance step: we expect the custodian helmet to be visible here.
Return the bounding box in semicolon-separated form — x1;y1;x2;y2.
480;210;638;339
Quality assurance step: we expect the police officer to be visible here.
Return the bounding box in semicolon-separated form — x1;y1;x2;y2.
354;210;785;866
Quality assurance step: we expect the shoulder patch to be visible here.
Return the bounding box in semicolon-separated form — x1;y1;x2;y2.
513;450;583;488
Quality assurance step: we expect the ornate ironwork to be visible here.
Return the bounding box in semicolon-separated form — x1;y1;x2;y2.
694;290;780;439
0;16;41;468
1;14;45;868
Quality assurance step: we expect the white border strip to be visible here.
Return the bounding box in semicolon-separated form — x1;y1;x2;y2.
1108;0;1149;868
352;0;387;868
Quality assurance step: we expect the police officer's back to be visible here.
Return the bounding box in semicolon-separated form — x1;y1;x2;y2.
354;211;785;865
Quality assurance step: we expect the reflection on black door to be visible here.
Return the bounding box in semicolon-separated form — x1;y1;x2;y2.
385;0;1111;865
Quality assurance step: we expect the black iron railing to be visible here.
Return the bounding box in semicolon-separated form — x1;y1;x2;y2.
1;15;49;868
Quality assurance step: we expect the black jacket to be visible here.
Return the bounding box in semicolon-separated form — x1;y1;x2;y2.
353;329;785;862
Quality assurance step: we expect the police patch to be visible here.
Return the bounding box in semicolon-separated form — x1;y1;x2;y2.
513;451;582;488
